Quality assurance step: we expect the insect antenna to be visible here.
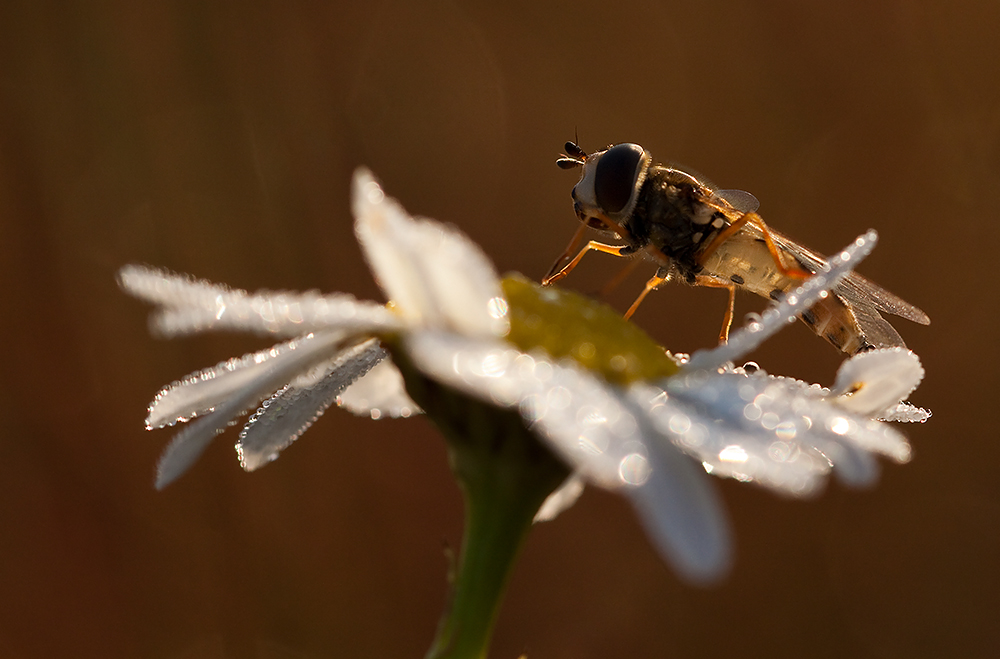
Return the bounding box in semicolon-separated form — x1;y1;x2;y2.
557;139;587;168
564;140;587;159
556;156;584;169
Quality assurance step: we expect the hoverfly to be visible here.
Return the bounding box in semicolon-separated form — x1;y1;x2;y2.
544;142;929;355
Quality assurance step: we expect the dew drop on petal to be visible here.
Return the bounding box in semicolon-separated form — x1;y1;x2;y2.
828;416;851;435
743;403;762;421
519;393;544;422
547;385;572;410
768;440;794;462
534;360;554;382
775;420;798;440
364;181;385;204
668;413;691;435
618;453;651;486
719;445;749;463
487;296;509;320
761;411;780;430
479;352;508;377
754;392;774;408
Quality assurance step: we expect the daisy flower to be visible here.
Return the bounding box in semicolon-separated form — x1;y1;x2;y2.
120;170;927;659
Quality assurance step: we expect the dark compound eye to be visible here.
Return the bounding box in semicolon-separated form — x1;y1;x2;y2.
594;143;644;214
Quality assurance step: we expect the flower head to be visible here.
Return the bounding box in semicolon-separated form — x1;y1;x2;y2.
121;170;928;588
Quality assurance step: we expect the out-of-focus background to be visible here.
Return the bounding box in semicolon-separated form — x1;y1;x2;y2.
1;2;996;657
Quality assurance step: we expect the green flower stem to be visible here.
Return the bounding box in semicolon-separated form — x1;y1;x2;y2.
427;431;565;659
391;349;569;659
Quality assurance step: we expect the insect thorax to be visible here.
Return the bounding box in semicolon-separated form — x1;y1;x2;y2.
626;167;719;279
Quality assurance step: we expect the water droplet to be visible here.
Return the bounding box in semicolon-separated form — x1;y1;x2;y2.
619;453;651;486
719;445;748;463
487;296;508;319
768;440;794;462
775;420;797;440
668;413;691;435
827;416;850;435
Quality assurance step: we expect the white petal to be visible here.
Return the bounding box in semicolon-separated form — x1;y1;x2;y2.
236;339;387;471
153;330;350;488
336;355;421;419
406;330;731;582
405;331;642;488
878;403;931;423
622;425;732;584
147;331;349;429
686;231;878;371
119;265;399;339
534;475;585;523
631;379;831;496
830;347;925;417
352;169;508;338
638;369;910;494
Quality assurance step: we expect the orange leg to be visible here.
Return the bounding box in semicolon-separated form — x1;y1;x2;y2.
698;212;811;280
694;276;737;343
543;223;589;284
624;272;671;320
542;240;632;286
622;273;736;343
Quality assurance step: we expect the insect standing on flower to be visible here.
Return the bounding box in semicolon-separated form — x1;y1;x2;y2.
544;142;930;355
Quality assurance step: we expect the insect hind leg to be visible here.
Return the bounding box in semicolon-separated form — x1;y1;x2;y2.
693;276;737;344
698;211;811;280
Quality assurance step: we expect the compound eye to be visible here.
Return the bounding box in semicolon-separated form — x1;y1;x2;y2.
594;143;644;214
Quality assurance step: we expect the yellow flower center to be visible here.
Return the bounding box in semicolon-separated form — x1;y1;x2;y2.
501;274;678;386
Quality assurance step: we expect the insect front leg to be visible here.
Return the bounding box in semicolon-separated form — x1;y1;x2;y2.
542;240;635;286
544;223;589;283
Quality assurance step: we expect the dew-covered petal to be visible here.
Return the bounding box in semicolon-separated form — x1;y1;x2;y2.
534;475;585;523
878;403;931;423
686;231;878;371
147;330;349;430
636;368;910;494
407;331;732;581
830;347;925;417
119;265;399;339
405;331;643;489
352;169;508;338
336;355;421;419
622;423;732;584
236;339;387;471
153;330;350;489
631;379;832;496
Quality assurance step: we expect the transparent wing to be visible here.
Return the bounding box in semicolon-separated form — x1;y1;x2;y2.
712;189;760;214
767;228;930;325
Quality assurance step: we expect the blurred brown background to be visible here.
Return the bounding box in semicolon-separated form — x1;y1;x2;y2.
0;1;996;657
